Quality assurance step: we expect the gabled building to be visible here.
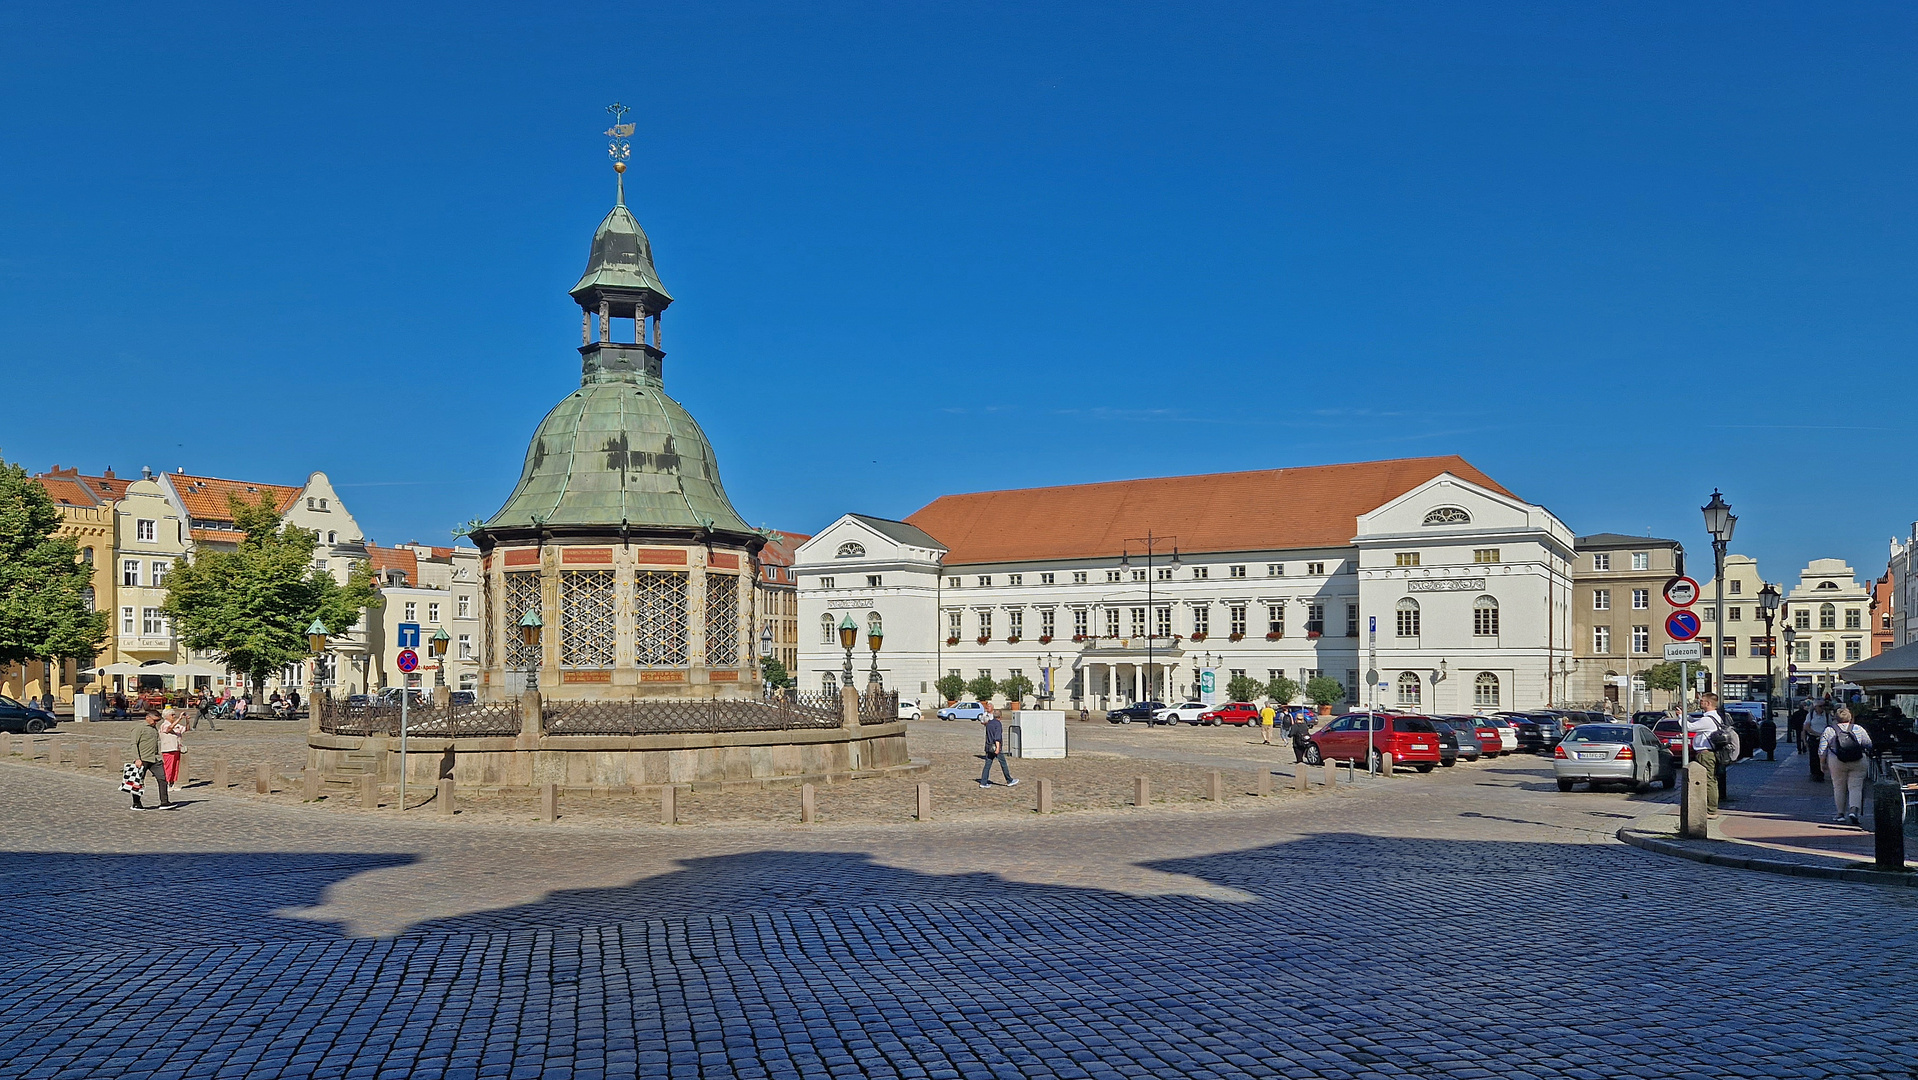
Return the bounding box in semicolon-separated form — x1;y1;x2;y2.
1783;558;1873;700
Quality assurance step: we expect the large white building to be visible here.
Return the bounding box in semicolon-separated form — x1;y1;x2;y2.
1783;557;1873;700
796;456;1575;714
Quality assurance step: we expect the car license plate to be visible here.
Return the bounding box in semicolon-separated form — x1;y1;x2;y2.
1577;752;1607;760
1412;744;1428;750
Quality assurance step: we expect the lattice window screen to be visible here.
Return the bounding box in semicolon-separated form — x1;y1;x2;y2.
707;573;740;666
482;575;496;669
560;570;616;668
635;571;690;666
504;571;542;671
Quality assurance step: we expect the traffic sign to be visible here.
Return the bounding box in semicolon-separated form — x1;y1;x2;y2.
1665;609;1701;641
397;622;421;649
396;648;419;673
1663;577;1700;608
1663;641;1704;662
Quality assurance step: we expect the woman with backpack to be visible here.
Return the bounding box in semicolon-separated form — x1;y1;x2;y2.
1817;707;1873;827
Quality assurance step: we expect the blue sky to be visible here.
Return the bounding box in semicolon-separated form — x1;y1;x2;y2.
1;2;1911;584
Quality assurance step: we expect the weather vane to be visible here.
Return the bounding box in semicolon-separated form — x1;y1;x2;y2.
604;102;635;203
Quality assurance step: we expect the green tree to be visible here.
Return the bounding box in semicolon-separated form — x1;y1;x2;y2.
1304;675;1345;708
164;492;381;697
998;673;1035;706
1226;674;1263;703
760;657;792;690
965;673;998;702
1265;674;1299;706
0;460;107;669
1642;662;1682;694
935;672;967;704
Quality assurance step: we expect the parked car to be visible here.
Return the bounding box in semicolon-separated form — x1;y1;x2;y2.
1430;719;1461;766
1306;713;1441;772
1198;702;1261;726
897;697;922;721
1106;701;1167;724
449;690;477;706
938;701;990;721
0;695;57;734
1430;718;1482;763
1155;701;1211;726
1553;723;1676;792
1482;715;1520;753
1650;717;1688;761
1439;715;1502;757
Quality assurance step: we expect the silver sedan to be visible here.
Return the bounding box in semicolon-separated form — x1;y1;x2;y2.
1552;723;1674;793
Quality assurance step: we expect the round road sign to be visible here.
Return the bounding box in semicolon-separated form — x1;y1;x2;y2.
1665;610;1701;642
396;648;419;673
1663;576;1700;607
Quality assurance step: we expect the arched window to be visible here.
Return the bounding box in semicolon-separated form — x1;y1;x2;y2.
80;546;94;566
1395;597;1420;638
1422;506;1471;526
1819;603;1836;630
1474;672;1500;708
1473;595;1499;636
820;613;836;644
1396;671;1422;706
835;541;865;558
867;612;883;636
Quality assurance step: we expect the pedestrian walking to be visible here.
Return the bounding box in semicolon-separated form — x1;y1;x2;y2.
977;711;1017;789
1685;693;1727;819
1259;703;1276;745
1804;700;1830;783
1786;702;1806;748
158;707;186;787
1290;713;1314;764
192;693;216;731
1818;707;1873;827
127;710;176;810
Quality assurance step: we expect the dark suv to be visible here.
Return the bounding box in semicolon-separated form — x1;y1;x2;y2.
1106;701;1166;724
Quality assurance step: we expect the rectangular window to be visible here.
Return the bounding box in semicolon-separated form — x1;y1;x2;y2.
947;577;961;588
1722;638;1737;657
867;575;882;588
1306;562;1325;575
1307;602;1325;634
1845;609;1861;630
403;602;417;622
1129;607;1146;637
1592;590;1611;611
1039;572;1054;585
1473;549;1499;564
1229;565;1246;578
978;610;993;639
122;559;140;587
948;610;963;639
1156;567;1173;581
1346;602;1359;636
424;602;438;624
1008;574;1022;586
1194;607;1212;636
1819;640;1835;662
1131;569;1146;582
1793;609;1810;630
1192;566;1209;580
1266;605;1282;635
1631;625;1649;654
1229;605;1247;636
1396;604;1419;638
1593;626;1612;653
1268;563;1283;576
1632;552;1649;571
458;633;472;659
1474;603;1499;636
1592;553;1611;571
1009;610;1024;639
1722;605;1741;621
1154;606;1171;638
1071;571;1087;584
1845;640;1861;661
1794;640;1810;662
1103;608;1120;637
141;607;166;635
121;607;134;635
1106;570;1122;583
150;561;169;588
1395;552;1420;567
1728;579;1741;594
1040;609;1055;638
976;575;991;587
136;519;156;542
1073;609;1088;637
820;577;834;589
457;594;472;618
1631;589;1649;610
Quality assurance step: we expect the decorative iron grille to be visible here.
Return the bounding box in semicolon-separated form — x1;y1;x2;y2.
560;570;616;668
706;573;740;666
634;570;689;666
542;696;841;736
318;698;522;738
796;690;843;721
859;688;899;724
482;574;496;670
503;571;542;671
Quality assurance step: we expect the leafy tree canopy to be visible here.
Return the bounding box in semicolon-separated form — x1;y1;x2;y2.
1225;674;1263;703
1265;674;1300;705
163;492;381;691
760;657;793;690
1642;661;1683;693
0;460;107;667
1304;675;1346;707
998;673;1035;705
935;673;967;703
964;673;998;702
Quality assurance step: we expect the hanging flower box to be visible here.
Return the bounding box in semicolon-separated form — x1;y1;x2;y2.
1229;632;1245;642
1266;631;1282;641
1007;635;1021;644
946;637;960;646
1190;632;1207;642
976;636;991;645
1038;635;1053;644
1307;630;1322;639
1071;634;1088;643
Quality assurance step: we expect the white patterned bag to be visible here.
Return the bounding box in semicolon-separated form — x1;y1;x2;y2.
120;762;144;795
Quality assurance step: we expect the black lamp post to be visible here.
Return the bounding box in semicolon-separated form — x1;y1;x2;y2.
1701;490;1737;698
1758;582;1782;714
306;619;329;716
838;613;858;692
867;620;884;688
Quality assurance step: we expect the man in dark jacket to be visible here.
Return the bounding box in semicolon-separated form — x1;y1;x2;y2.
129;710;175;810
978;712;1017;789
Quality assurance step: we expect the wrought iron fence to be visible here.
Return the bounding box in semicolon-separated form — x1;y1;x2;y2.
541;696;843;736
319;698;523;738
859;688;899;724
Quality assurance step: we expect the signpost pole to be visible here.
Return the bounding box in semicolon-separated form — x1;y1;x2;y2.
400;686;408;810
1679;661;1690;771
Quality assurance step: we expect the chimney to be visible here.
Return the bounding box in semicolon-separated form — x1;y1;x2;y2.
142;466;153;480
103;467;114;479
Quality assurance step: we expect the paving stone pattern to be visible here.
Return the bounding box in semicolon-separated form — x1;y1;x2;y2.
2;737;1916;1078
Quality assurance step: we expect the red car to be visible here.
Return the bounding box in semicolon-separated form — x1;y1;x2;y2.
1197;702;1261;726
1307;713;1442;772
1437;714;1504;757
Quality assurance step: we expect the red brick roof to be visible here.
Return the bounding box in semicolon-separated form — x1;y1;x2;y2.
904;456;1514;566
368;545;418;586
759;531;808;568
170;473;302;523
35;467;130;507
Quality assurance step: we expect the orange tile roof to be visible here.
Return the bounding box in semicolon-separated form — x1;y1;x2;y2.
904;455;1514;566
171;473;302;523
759;531;809;568
34;467;130;506
191;528;248;545
368;545;418;585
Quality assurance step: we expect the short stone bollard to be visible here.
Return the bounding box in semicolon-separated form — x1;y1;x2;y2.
1323;759;1337;787
1037;777;1053;814
542;783;560;823
303;770;320;801
800;783;816;824
1294;766;1310;793
1680;761;1709;839
658;784;675;825
256;762;272;794
213;757;229;790
916;782;932;821
177;754;190;785
1254;769;1271;797
75;743;91;771
438;777;456;817
1134;776;1150;807
57;742;72;765
1379;752;1394;777
1873;777;1905;871
360;775;378;810
1209;771;1225;803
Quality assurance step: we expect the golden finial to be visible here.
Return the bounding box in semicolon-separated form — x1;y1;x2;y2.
604;102;635;203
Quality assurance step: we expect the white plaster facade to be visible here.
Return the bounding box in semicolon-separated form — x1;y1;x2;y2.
1891;524;1917;649
1783;558;1872;699
794;516;947;702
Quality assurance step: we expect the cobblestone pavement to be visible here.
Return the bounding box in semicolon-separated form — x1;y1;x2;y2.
2;737;1915;1079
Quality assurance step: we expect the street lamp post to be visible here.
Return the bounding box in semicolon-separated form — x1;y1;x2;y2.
517;608;543;692
867;621;884;689
1759;582;1782;718
430;626;450;689
838;614;858;693
1702;490;1737;701
1782;625;1798;732
1121;532;1178;705
305;619;329;731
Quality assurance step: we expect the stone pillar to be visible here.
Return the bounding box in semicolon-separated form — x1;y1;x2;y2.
916;782;931;821
659;785;677;825
1873;777;1905;871
1133;776;1150;807
541;782;559;822
1037;777;1053;814
1294;766;1310;793
257;762;272;794
1680;761;1709;839
517;691;543;749
840;684;860;727
598;299;610;342
800;783;816;824
1209;771;1224;802
439;777;456;816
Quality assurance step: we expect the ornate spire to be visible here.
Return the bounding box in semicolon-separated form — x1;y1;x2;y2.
604;102;634;206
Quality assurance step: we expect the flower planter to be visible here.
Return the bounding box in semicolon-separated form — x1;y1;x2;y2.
1006;636;1021;644
1306;631;1321;639
1229;633;1245;642
946;637;960;646
1071;635;1088;643
1265;632;1282;641
976;637;991;645
1037;635;1053;644
1190;632;1207;642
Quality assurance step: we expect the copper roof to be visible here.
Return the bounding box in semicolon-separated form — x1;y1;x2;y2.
368;545;419;586
170;473;302;523
904;456;1514;566
34;467;130;507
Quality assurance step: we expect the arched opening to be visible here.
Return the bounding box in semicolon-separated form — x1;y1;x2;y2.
820;613;836;644
1473;595;1499;636
1397;671;1422;707
1395;597;1420;638
1474;672;1500;708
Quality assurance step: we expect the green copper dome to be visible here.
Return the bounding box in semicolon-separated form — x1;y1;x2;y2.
570;203;672;313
